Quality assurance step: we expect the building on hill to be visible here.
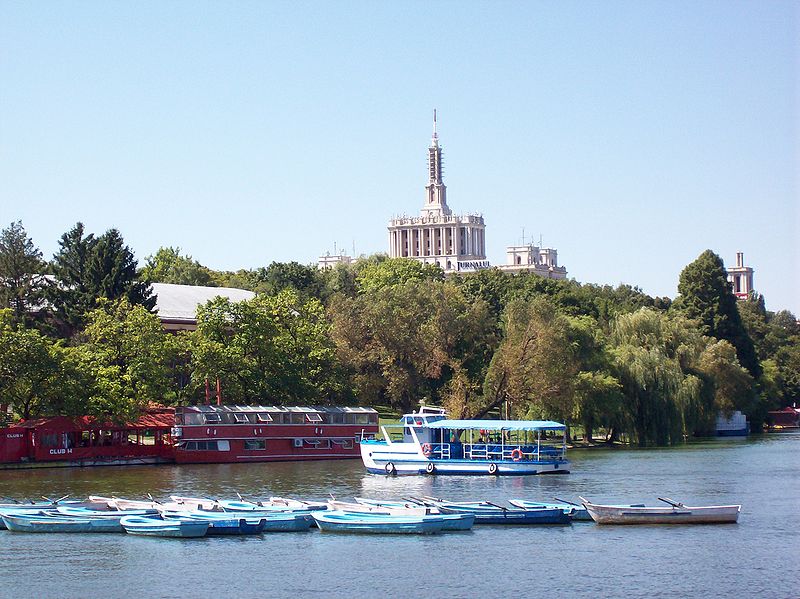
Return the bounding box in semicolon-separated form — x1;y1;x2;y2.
387;111;488;273
152;282;255;331
317;252;352;269
727;252;754;300
497;243;567;279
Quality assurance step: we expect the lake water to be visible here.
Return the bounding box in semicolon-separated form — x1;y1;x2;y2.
1;433;797;599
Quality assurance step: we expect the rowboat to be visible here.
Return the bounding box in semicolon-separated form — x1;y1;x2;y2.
0;508;53;530
266;496;328;511
327;499;430;516
120;515;209;538
579;497;741;524
312;510;446;534
2;513;123;533
508;499;592;521
162;510;313;532
56;506;158;518
160;512;266;535
418;497;571;525
169;496;302;513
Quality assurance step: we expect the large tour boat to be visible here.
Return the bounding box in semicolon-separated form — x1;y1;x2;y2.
360;407;569;475
173;404;379;464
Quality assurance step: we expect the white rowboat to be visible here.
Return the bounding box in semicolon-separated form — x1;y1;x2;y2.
580;497;741;525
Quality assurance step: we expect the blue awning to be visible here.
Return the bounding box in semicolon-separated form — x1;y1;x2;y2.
425;419;566;432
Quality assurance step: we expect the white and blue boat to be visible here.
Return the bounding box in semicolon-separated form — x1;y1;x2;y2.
312;510;445;534
419;498;571;525
161;512;267;535
2;513;123;533
162;510;313;532
360;407;570;475
120;515;209;538
508;499;592;521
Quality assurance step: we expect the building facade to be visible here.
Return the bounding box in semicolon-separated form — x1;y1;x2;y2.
497;243;567;278
727;252;754;300
388;112;488;273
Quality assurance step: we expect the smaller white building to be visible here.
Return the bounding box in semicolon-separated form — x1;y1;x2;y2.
318;253;353;270
496;244;567;279
727;252;754;300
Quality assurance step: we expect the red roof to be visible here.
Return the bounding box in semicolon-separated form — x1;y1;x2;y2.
14;408;175;432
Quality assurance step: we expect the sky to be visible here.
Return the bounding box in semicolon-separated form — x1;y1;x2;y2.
1;1;798;313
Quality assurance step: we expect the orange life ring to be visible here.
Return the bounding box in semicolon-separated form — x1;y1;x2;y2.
511;448;524;462
422;443;433;457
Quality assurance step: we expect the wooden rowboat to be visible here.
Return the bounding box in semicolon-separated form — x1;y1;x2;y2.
120;515;209;538
312;510;445;534
579;497;741;524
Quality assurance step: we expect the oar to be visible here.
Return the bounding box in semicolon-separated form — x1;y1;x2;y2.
658;497;685;508
554;497;580;507
485;501;508;511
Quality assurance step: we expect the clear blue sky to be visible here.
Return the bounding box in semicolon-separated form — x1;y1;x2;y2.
2;1;797;313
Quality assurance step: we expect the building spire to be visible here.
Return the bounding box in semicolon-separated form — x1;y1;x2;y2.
432;109;438;145
422;109;450;216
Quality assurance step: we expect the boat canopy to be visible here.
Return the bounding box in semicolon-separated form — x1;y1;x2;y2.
425;419;566;432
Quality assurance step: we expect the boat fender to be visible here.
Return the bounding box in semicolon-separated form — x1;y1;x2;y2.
421;443;432;457
385;462;396;475
488;463;498;475
426;462;435;474
510;448;523;462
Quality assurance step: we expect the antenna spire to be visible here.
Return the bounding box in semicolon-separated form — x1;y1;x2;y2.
432;109;438;143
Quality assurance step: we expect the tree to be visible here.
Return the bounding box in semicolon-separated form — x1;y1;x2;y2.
191;289;341;404
75;299;173;421
51;224;155;334
0;310;66;419
141;247;215;287
0;221;46;325
355;258;444;293
675;250;761;378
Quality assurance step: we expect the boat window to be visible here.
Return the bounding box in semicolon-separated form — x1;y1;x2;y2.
355;414;371;425
244;439;266;450
330;414;344;424
333;438;353;449
257;413;273;423
290;413;305;424
304;439;330;449
216;440;230;451
305;413;323;423
369;414;378;424
234;413;250;424
204;413;221;424
184;441;197;450
183;413;204;425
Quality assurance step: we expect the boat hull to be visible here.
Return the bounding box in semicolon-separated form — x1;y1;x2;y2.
361;442;568;475
2;514;123;533
583;502;741;525
312;511;444;534
508;499;592;521
120;516;209;537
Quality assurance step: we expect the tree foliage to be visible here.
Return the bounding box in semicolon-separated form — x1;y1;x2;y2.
142;247;215;286
0;221;46;325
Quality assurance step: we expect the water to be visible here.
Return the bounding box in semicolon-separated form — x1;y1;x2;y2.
0;433;797;599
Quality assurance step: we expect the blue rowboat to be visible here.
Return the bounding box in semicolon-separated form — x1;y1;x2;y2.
162;510;314;532
120;516;209;538
2;513;123;533
508;499;592;521
312;510;445;534
161;513;266;535
421;499;570;525
338;509;474;531
0;508;54;530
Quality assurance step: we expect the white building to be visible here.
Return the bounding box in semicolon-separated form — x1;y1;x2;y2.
387;111;488;273
727;252;754;300
152;283;255;332
318;252;353;270
497;243;567;278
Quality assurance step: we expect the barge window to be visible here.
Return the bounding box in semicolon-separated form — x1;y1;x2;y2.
244;439;266;450
204;413;221;424
234;413;250;424
290;413;305;424
305;413;323;423
257;413;273;423
354;414;370;425
183;440;230;451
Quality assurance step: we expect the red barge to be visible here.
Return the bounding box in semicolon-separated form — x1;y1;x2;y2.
0;404;379;468
173;405;379;464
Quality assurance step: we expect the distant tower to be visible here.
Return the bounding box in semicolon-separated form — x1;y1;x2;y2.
727;252;754;300
387;111;487;272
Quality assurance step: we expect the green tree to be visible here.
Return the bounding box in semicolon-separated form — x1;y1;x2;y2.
675;250;760;378
87;229;155;309
191;289;341;404
0;310;65;419
142;247;215;286
0;221;46;325
75;299;173;421
356;257;444;293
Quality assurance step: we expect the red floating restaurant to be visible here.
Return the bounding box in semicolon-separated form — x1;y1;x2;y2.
0;406;175;468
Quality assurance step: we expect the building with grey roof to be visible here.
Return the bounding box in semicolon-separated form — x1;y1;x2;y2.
151;282;255;331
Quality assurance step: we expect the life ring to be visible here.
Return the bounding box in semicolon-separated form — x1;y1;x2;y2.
511;448;524;462
426;462;435;474
421;443;432;457
385;462;397;475
488;463;498;475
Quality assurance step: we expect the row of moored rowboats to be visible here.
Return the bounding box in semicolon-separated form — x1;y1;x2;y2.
0;494;740;537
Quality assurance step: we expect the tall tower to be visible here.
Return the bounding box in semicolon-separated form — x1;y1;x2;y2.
422;110;451;218
727;252;754;300
387;111;487;272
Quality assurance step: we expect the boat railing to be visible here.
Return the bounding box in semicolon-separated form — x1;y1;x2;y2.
459;443;565;462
